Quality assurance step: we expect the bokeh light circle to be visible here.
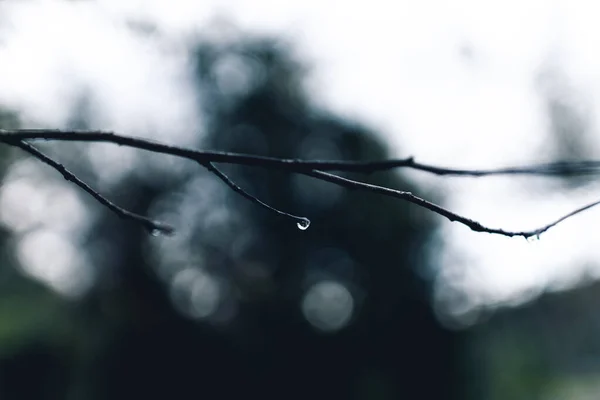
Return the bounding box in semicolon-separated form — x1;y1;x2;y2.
301;280;354;332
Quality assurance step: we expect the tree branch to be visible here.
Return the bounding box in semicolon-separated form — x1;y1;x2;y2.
201;161;310;229
3;129;600;176
1;129;598;239
304;170;599;239
9;140;174;235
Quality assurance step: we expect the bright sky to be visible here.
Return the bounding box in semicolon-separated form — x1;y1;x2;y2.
1;0;600;325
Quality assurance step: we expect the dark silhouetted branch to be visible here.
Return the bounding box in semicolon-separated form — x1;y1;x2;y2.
201;161;310;229
4;129;600;176
10;140;174;235
1;129;599;239
304;170;599;239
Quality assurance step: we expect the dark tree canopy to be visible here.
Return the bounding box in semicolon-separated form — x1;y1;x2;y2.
0;36;464;400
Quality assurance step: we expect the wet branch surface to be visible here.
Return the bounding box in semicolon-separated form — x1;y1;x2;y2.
1;129;599;239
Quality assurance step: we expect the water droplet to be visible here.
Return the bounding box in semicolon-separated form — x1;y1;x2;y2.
297;218;310;231
148;225;175;237
527;235;539;243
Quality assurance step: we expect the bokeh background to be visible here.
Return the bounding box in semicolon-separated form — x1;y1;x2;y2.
0;0;599;399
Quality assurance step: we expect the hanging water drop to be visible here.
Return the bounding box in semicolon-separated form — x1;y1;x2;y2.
150;229;161;237
527;234;539;243
297;218;310;231
149;227;175;237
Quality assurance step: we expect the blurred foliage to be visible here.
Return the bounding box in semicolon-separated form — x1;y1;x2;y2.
0;33;466;400
468;279;600;400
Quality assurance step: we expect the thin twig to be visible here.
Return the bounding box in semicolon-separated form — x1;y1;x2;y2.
531;198;600;237
201;161;310;229
3;129;600;176
10;140;174;235
303;169;600;239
